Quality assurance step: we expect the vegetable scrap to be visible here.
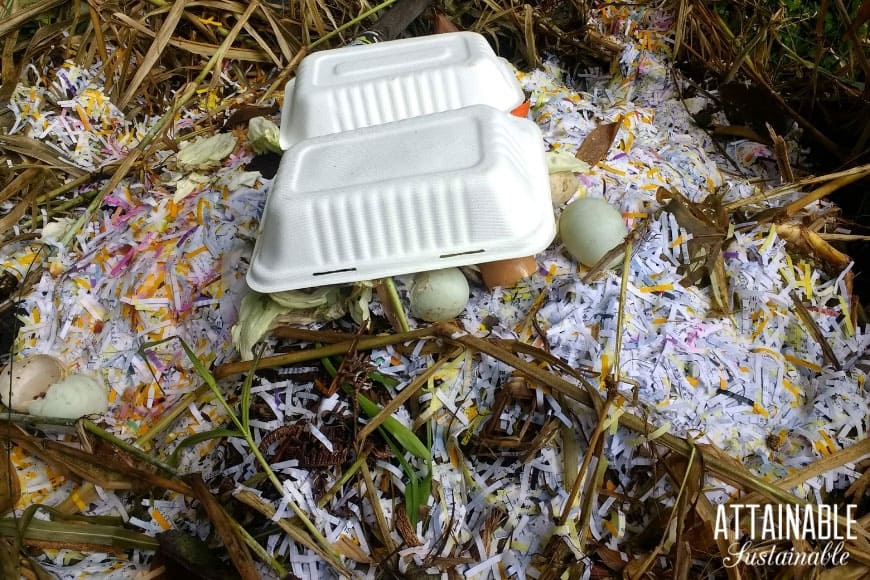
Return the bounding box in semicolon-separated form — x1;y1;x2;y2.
0;2;867;579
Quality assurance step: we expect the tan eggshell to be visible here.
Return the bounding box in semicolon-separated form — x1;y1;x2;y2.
0;355;66;412
478;256;538;289
549;171;579;205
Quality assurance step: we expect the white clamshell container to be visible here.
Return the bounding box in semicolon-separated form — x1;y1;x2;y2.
279;31;524;149
247;105;554;293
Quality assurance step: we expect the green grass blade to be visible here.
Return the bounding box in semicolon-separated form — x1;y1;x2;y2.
357;393;430;461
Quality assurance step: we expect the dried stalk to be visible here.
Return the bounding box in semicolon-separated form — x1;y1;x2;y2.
724;163;870;212
431;320;869;536
356;346;460;444
214;327;434;379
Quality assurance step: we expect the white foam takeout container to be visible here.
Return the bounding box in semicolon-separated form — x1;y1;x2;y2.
279;31;524;149
247;105;555;293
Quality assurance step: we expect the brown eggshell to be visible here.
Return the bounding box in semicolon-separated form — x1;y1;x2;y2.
478;256;538;289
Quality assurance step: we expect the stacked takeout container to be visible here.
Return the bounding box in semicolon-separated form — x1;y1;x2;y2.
246;32;555;293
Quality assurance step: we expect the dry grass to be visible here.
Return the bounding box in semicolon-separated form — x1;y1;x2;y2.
674;0;869;163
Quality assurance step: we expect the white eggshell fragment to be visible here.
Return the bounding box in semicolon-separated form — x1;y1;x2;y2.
0;355;66;412
27;374;108;419
410;268;470;322
559;197;628;267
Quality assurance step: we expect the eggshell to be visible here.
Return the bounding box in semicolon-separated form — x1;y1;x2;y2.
549;171;579;205
410;268;469;322
559;197;628;267
0;354;66;412
27;374;108;419
478;256;538;289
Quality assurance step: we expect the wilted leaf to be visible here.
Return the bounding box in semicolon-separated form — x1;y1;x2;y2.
659;187;731;313
575;116;622;166
0;444;20;515
547;149;591;173
665;452;703;577
176;133;237;170
247;117;282;155
186;474;258;580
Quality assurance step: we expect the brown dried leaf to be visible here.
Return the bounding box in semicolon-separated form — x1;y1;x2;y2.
575;116;622;166
434;12;460;34
0;444;20;516
186;474;258;580
663;452;705;573
0;168;40;204
662;188;722;238
660;187;731;312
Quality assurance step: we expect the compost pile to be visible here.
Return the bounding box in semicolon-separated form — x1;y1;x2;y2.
0;1;869;579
